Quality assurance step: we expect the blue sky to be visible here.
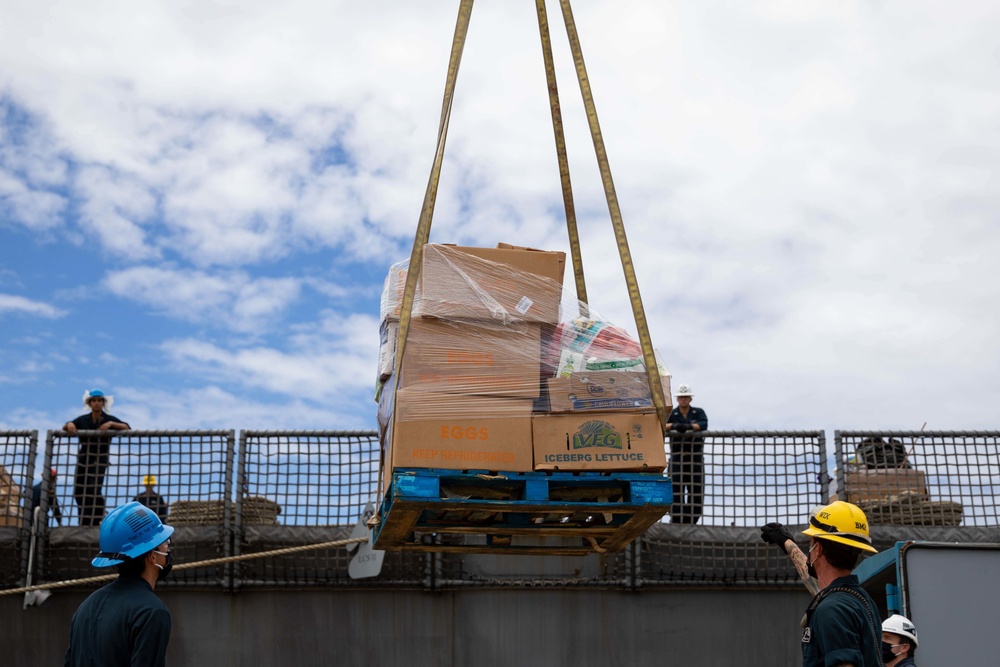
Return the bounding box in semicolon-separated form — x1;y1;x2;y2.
2;1;999;436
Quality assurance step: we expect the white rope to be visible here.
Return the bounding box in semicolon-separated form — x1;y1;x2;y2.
0;536;368;597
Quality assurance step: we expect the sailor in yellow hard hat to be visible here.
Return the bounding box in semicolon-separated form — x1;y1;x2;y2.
132;474;168;521
761;501;882;666
802;500;879;555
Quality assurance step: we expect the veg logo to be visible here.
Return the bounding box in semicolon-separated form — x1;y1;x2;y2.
572;420;623;450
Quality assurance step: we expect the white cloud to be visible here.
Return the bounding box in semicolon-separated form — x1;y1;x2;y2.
0;293;65;318
73;164;157;258
1;1;999;432
119;385;369;430
159;312;379;404
103;265;302;332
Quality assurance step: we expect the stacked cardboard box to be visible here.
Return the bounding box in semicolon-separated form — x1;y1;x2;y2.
377;243;671;480
532;318;671;472
378;244;565;484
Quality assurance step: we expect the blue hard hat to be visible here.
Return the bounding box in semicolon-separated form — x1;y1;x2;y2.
92;501;174;568
82;388;114;410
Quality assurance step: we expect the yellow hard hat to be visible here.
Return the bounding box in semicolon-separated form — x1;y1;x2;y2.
142;475;157;486
801;501;878;553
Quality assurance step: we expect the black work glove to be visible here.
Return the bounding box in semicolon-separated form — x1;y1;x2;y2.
672;423;688;434
760;522;793;553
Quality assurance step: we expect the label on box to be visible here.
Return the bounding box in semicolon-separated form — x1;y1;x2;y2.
533;411;666;471
546;372;671;412
387;390;535;472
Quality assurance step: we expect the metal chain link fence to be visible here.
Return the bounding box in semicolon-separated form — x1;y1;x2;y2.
4;428;998;591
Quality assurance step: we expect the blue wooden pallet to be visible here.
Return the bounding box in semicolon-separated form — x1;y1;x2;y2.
371;468;672;555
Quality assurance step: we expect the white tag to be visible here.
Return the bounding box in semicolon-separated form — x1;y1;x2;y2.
515;296;533;314
348;500;385;579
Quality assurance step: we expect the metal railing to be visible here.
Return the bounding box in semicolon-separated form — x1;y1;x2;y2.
2;428;998;591
835;431;1000;527
233;431;425;588
38;430;235;588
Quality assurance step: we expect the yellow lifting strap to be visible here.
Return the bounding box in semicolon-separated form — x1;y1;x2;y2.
392;0;474;402
533;0;588;318
544;0;669;431
396;0;669;433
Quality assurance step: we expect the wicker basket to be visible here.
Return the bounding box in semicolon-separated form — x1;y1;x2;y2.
843;468;927;504
856;489;963;527
168;496;281;526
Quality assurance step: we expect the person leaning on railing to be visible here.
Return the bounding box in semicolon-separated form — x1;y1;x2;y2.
63;388;131;526
665;383;708;524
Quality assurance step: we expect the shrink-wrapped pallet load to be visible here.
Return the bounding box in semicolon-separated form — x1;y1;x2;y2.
376;242;672;481
377;243;565;482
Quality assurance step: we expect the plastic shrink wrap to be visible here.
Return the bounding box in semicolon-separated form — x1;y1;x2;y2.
376;243;669;480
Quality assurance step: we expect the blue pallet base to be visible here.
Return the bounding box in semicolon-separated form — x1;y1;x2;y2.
371;468;673;555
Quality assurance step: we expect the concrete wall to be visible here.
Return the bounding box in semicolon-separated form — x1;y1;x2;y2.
5;587;808;666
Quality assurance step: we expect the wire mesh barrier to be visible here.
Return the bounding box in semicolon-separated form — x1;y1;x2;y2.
834;431;1000;527
38;430;235;589
667;431;828;528
0;431;37;587
637;431;825;587
4;428;999;593
235;431;426;587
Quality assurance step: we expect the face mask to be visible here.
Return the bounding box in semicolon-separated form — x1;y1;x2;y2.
152;550;173;581
807;543;818;579
881;641;899;663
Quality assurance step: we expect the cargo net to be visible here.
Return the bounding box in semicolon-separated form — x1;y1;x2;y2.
0;432;36;587
40;430;234;589
235;431;424;587
835;431;1000;528
641;431;826;587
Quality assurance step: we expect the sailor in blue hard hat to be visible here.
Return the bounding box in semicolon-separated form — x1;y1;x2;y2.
63;388;131;526
65;502;175;665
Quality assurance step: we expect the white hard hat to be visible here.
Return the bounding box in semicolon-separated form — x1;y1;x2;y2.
675;384;694;397
882;614;918;647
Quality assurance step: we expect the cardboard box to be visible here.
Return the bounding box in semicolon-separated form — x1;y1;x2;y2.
378;321;399;384
532;411;666;472
545;371;672;412
843;468;928;503
380;263;429;323
397;319;542;398
385;389;535;472
420;244;566;324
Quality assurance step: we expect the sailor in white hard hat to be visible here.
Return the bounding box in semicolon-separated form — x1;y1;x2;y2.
665;383;709;524
881;614;918;666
